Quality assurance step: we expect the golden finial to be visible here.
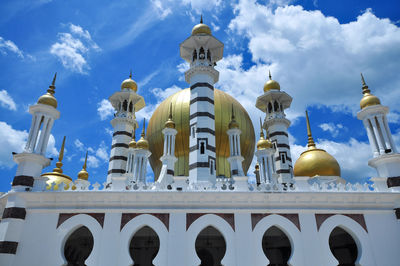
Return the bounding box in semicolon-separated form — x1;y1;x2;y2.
129;126;137;148
137;118;149;149
141;118;146;137
53;136;66;173
259;117;265;138
48;72;57;95
305;110;316;149
129;69;132;79
200;15;203;24
228;104;239;129
77;151;89;180
269;70;272;80
165;102;176;128
257;117;271;150
360;73;370;94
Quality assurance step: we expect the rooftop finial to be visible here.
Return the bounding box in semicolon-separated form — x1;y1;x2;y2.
141;118;146;137
51;72;57;86
360;73;370;94
54;136;66;173
129;69;132;79
169;102;173;120
48;72;57;94
269;70;272;80
259;117;265;138
83;151;88;171
305;110;316;148
200;14;203;24
231;104;235;120
77;151;89;180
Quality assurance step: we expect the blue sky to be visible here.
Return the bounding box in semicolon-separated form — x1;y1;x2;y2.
0;0;400;191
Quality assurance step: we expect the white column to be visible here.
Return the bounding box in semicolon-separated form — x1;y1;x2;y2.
35;116;50;153
25;115;37;151
363;119;379;157
383;116;397;153
267;156;273;183
40;118;54;154
29;114;42;152
377;115;391;151
370;117;385;154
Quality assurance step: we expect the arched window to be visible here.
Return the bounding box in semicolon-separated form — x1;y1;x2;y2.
193;49;197;61
200;142;205;154
129;102;133;113
199;47;205;59
123;100;128;111
195;226;226;266
64;226;94;266
129;226;160;266
268;102;272;113
329;227;358;266
262;226;291;266
207;49;211;61
274;101;279;112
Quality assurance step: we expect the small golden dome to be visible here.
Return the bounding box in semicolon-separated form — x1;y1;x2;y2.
165;103;176;129
263;70;280;92
256;118;272;150
293;111;341;177
38;73;58;108
228;105;239;129
255;163;260;170
192;16;211;35
137;119;149;149
359;74;380;109
129;131;137;148
77;151;89;180
121;71;138;92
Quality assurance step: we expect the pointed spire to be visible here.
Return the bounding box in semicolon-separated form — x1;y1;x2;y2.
259;117;265;138
141;118;146;137
129;69;132;79
269;70;272;80
54;136;66;173
305;110;316;149
228;104;239;129
48;72;57;95
165;102;176;128
169;102;173;120
360;73;370;94
231;104;235;120
200;14;203;24
77;151;89;180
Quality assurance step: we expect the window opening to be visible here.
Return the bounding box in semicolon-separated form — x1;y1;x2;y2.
129;102;133;113
64;226;94;266
329;227;358;266
130;226;160;266
195;226;226;266
281;153;286;164
268;103;272;113
193;49;197;61
123;100;128;111
262;226;291;266
199;47;205;59
274;101;279;112
200;142;205;154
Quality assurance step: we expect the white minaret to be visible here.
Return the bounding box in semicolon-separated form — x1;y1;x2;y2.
13;73;60;191
157;104;178;186
180;17;223;185
107;72;145;185
131;119;151;184
227;106;244;177
357;74;400;184
255;119;276;184
256;71;293;183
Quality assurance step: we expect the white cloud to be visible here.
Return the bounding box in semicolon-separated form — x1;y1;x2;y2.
95;141;109;162
0;122;27;168
85;155;100;168
50;23;100;73
182;0;223;13
319;123;344;137
74;139;84;151
0;90;17;110
227;1;400;117
0;36;24;58
151;0;172;19
97;99;114;120
75;140;109;169
46;134;59;158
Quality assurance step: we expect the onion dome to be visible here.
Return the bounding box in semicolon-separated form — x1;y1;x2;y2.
294;111;341;177
228;105;239;129
147;88;255;179
77;151;89;180
43;136;72;190
137;119;149;149
263;70;280;92
165;103;176;129
192;15;212;35
255;163;260;171
37;73;58;108
121;70;138;92
257;118;272;150
129;129;137;148
359;73;380;109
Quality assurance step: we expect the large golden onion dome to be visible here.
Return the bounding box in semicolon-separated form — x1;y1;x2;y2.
37;73;58;108
147;88;255;179
192;16;212;35
359;73;380;109
293;111;341;177
121;71;138;92
263;70;280;92
43;136;73;190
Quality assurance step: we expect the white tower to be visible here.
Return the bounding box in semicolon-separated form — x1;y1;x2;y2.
180;17;223;185
255;119;276;184
256;72;293;183
157;104;178;186
131;119;151;184
356;74;400;184
227;107;244;177
106;72;145;185
13;73;60;191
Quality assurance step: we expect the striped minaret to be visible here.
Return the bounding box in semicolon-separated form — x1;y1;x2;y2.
0;74;59;263
106;72;145;185
256;71;294;183
158;104;178;186
180;17;223;184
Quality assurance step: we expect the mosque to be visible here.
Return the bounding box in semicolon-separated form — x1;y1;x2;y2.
0;18;400;266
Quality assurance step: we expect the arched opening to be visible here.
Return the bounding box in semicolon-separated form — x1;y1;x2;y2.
268;102;272;113
199;47;205;59
262;226;291;266
129;226;160;266
129;102;133;113
207;49;211;62
329;227;358;266
195;226;226;266
64;226;94;266
123;100;128;111
274;101;279;112
200;142;205;154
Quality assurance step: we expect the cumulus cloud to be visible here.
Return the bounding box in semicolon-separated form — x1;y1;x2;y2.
319;123;344;137
50;23;100;73
76;140;109;169
227;1;400;117
182;0;223;13
0;90;17;110
74;139;84;151
0;122;28;168
0;36;24;58
151;0;172;19
97;99;114;120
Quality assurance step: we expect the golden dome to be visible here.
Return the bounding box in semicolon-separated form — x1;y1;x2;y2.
77;152;89;180
129;131;137;148
43;136;72;190
192;16;212;35
37;73;58;108
137;119;149;150
147;88;255;179
121;71;138;92
263;70;280;92
360;73;380;109
293;111;341;177
256;118;272;150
